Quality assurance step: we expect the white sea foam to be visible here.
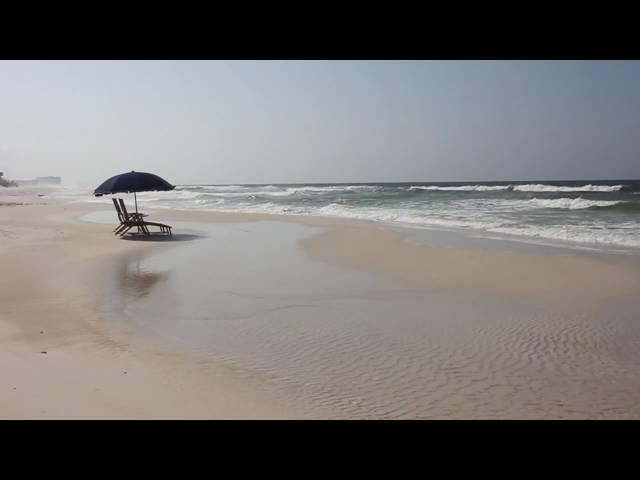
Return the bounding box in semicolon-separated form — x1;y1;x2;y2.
513;184;624;193
407;184;624;193
492;225;640;248
524;198;624;210
278;185;380;195
172;185;380;198
407;185;510;192
312;204;640;248
176;185;248;191
136;190;202;201
315;204;506;230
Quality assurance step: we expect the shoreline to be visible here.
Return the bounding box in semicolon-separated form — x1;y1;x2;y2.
79;204;640;299
29;184;640;256
78;203;640;259
3;190;640;418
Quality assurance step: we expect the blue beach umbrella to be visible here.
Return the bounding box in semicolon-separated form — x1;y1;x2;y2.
94;170;175;214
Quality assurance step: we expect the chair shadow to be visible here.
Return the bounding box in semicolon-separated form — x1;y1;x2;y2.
120;233;206;242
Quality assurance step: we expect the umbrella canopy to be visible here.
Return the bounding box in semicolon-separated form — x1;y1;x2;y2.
94;171;174;196
94;171;175;215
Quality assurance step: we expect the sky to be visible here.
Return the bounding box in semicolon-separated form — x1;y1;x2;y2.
1;60;639;188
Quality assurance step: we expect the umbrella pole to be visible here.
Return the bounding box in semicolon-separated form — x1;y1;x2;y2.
134;192;140;234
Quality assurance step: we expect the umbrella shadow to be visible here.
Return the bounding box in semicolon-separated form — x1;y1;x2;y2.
120;233;206;242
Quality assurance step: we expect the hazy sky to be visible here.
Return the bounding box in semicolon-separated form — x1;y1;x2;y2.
1;60;639;187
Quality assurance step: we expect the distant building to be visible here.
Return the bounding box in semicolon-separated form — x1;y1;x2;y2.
0;171;18;187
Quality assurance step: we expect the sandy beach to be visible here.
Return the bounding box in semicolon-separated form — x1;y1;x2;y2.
4;60;640;421
0;189;301;419
3;188;640;419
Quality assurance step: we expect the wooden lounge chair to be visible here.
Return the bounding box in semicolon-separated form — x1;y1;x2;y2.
111;198;147;234
111;198;171;236
117;198;172;236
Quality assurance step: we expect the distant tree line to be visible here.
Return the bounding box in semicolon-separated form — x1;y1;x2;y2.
0;171;18;187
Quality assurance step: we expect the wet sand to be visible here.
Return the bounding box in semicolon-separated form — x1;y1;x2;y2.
3;188;640;418
0;191;299;419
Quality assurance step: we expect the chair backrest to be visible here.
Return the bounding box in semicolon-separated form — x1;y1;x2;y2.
112;198;124;222
118;198;132;220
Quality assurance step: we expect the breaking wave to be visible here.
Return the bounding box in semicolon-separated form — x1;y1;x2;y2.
513;184;624;193
525;198;625;210
407;185;511;192
65;180;640;250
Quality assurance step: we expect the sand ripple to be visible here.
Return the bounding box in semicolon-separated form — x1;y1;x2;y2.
100;221;640;419
118;290;640;419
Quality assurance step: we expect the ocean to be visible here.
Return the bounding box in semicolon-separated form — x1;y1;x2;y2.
120;180;640;251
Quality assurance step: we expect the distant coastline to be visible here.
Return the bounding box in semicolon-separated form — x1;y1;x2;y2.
14;176;61;186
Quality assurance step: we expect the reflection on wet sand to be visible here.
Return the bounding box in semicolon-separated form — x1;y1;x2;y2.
116;254;169;299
